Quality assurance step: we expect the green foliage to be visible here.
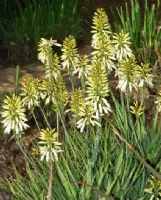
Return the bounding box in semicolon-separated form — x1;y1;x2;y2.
5;103;161;199
113;0;142;49
0;0;83;61
112;0;161;63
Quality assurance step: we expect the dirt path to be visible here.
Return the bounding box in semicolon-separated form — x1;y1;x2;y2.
0;63;45;94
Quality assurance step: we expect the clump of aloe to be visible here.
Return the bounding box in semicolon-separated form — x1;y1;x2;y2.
1;7;161;200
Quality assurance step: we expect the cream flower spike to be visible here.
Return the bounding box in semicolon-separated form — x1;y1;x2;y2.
138;63;154;88
75;55;90;79
91;8;111;48
86;57;111;118
1;94;29;135
70;88;84;118
40;77;55;105
38;38;60;65
130;101;144;118
61;35;79;73
116;55;140;93
20;74;41;110
76;101;101;133
112;30;132;61
39;128;63;162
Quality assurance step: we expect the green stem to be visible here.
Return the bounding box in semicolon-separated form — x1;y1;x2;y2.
39;105;51;128
126;89;130;113
81;75;86;94
136;117;141;140
69;61;75;92
120;91;124;108
69;71;75;92
48;76;76;157
47;159;54;200
47;54;75;156
32;111;41;131
153;110;159;132
92;125;100;167
56;113;59;133
141;86;145;105
86;128;89;159
58;111;76;158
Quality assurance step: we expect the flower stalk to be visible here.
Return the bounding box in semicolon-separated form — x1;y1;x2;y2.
92;125;101;167
47;159;54;200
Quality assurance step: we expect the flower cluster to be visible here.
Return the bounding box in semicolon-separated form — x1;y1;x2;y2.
116;55;140;92
76;101;101;132
0;8;158;158
1;94;29;135
130;101;144;117
91;8;111;48
76;55;90;79
138;63;153;88
112;30;132;61
92;36;116;71
116;56;154;93
52;74;69;112
61;35;79;73
20;74;41;109
70;88;84;118
40;77;54;105
39;128;63;162
38;38;61;80
45;53;61;80
91;9;115;72
145;176;161;200
86;57;111;118
38;38;57;64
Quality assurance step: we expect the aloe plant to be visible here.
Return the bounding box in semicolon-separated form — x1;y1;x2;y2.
1;7;161;200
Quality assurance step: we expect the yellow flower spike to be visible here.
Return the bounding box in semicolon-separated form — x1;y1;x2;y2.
91;9;115;72
92;36;116;71
91;8;111;39
38;38;57;64
138;63;154;88
38;38;61;80
116;55;140;93
76;55;90;79
61;35;79;73
1;94;29;135
20;74;41;109
52;74;69;112
145;176;161;199
39;128;63;162
40;77;54;105
130;101;144;117
86;57;111;118
31;146;40;156
70;88;84;118
45;53;61;80
112;30;132;61
76;101;101;133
